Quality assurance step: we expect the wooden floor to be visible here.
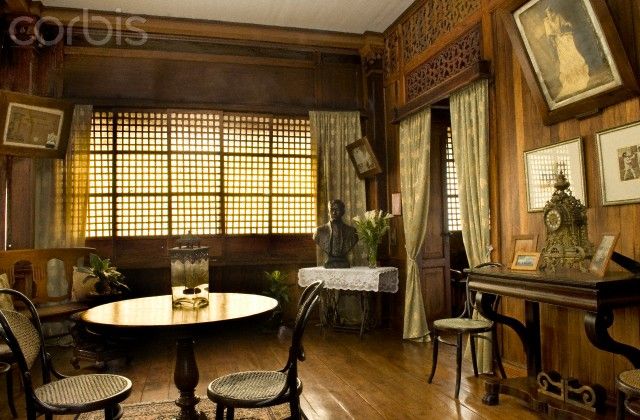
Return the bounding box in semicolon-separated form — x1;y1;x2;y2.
0;323;543;419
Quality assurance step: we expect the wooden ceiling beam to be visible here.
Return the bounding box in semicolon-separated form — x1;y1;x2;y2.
42;6;379;52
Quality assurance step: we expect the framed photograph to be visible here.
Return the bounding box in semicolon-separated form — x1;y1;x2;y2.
0;90;73;159
589;233;619;277
512;234;539;261
596;121;640;206
346;136;382;179
500;0;638;125
524;138;586;212
511;251;541;271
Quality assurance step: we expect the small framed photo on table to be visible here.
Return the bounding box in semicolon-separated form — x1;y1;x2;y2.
0;90;73;159
596;121;640;205
346;136;382;179
589;233;619;277
511;251;541;271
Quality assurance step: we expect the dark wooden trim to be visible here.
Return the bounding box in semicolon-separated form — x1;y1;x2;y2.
391;60;491;124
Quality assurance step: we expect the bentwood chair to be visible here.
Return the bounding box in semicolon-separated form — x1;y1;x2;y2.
0;343;17;418
207;281;324;420
0;289;132;420
428;263;506;399
616;369;640;419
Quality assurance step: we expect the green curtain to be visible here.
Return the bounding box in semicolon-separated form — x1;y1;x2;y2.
309;111;367;266
399;108;431;342
450;79;492;372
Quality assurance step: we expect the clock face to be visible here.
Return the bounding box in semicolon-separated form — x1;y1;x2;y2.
545;209;562;232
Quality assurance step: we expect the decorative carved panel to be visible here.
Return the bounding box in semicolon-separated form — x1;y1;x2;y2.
405;26;482;103
384;29;400;77
401;0;480;64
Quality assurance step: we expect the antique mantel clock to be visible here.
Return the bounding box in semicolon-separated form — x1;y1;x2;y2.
540;172;594;272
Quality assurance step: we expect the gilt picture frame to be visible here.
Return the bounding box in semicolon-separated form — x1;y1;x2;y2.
524;138;586;212
589;233;619;277
511;251;541;271
0;90;73;159
596;121;640;206
346;136;382;179
500;0;638;125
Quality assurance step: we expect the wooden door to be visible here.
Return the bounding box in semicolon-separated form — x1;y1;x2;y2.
419;109;451;324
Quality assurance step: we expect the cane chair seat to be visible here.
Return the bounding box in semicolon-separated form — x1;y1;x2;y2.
35;374;131;411
208;371;301;406
619;369;640;390
433;318;492;332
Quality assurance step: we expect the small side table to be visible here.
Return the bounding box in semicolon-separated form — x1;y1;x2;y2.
298;266;399;338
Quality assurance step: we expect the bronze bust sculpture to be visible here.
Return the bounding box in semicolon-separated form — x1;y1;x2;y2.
313;199;359;268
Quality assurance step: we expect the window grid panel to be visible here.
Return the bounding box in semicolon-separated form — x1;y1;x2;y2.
116;112;168;152
171;154;221;194
224;195;270;234
172;195;221;235
116;195;169;236
273;117;311;156
170;112;222;153
445;127;462;232
272;157;315;195
90;111;114;152
87;195;113;238
88;110;315;237
223;155;270;195
116;154;169;194
223;114;271;155
272;196;316;234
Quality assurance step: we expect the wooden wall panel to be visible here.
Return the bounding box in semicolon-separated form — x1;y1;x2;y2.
383;0;640;397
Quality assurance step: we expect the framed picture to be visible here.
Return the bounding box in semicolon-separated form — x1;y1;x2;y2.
511;251;541;271
589;233;619;277
512;234;538;261
524;138;586;212
346;136;382;179
596;121;640;206
500;0;638;125
0;90;73;159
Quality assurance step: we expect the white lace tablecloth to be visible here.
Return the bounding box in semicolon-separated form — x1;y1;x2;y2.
297;266;399;293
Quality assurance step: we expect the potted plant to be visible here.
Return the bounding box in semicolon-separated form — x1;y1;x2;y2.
263;270;291;328
78;253;129;296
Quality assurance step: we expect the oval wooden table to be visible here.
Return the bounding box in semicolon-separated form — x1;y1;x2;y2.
81;293;278;420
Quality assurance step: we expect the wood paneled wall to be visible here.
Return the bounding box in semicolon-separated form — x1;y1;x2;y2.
383;0;640;396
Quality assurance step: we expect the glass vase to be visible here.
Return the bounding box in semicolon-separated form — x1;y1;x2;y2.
367;245;378;268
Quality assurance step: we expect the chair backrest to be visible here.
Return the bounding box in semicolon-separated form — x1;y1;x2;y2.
290;281;323;360
0;289;51;394
463;262;503;318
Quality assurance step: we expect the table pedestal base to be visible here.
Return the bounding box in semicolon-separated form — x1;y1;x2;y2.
173;338;205;420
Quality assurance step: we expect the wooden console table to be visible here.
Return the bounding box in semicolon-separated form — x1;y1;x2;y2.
467;265;640;418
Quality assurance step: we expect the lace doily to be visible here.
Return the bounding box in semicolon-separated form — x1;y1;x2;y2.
297;266;399;293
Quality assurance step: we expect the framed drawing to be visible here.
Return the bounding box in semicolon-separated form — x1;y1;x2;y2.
589;233;619;277
596;121;640;206
511;251;541;271
346;136;382;179
500;0;638;125
524;138;586;212
0;90;73;159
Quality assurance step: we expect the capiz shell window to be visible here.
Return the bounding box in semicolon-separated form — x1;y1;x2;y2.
87;110;315;237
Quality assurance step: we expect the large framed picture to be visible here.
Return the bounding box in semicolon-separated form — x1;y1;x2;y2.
524;138;586;212
346;136;382;179
596;121;640;205
0;90;73;159
500;0;638;125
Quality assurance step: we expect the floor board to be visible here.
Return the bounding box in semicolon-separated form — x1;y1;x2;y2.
0;324;543;419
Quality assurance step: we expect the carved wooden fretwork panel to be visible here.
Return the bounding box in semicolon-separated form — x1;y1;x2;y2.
405;26;482;103
401;0;480;64
384;29;400;77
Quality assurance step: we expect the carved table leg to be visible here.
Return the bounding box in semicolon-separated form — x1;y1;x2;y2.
173;338;204;420
585;309;640;368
